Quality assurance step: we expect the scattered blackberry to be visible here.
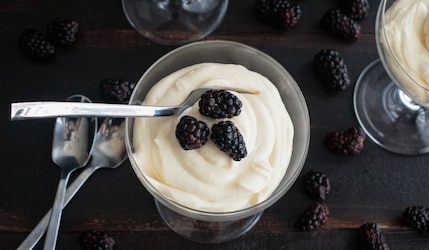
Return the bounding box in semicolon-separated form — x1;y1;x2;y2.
199;90;242;119
313;49;350;90
80;230;115;250
211;121;247;161
18;29;55;60
100;78;136;103
176;116;209;150
358;223;390;250
295;202;329;231
303;170;330;201
403;206;429;234
320;8;361;42
255;0;288;21
273;3;301;30
255;0;301;30
47;18;79;46
325;127;366;155
343;0;369;21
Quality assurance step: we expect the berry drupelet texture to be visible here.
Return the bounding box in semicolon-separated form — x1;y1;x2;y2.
176;116;209;150
100;78;136;103
325;127;366;155
321;8;361;42
295;202;329;231
18;29;56;60
343;0;370;21
358;223;390;250
255;0;301;30
303;170;330;202
313;49;350;90
80;230;115;250
199;90;242;119
46;18;79;46
211;121;247;161
403;206;429;234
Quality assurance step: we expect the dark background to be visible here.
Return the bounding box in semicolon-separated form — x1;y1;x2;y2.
1;0;429;249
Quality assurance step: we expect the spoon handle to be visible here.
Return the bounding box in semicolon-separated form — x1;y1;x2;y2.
10;102;177;120
17;165;98;250
43;170;72;250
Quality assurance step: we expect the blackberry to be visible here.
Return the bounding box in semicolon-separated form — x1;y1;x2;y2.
211;121;247;161
325;127;366;155
295;202;329;231
255;0;288;21
18;29;55;60
320;8;361;42
80;230;115;250
199;90;242;119
303;170;330;202
47;18;79;46
100;78;136;103
176;116;209;150
275;3;301;30
358;223;390;250
255;0;301;30
313;49;350;90
403;206;429;234
343;0;369;21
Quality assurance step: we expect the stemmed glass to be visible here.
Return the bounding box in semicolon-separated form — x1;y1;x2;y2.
353;0;429;155
122;0;229;45
125;40;310;243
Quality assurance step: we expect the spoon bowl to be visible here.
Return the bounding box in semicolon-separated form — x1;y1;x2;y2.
17;117;127;250
44;95;97;250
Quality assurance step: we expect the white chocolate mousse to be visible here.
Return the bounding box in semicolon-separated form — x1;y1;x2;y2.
383;0;429;103
132;63;294;212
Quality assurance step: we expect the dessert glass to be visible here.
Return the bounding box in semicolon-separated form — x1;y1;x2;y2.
122;0;229;45
354;0;429;155
125;40;310;243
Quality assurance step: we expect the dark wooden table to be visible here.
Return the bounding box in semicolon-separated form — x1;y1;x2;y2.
1;0;429;249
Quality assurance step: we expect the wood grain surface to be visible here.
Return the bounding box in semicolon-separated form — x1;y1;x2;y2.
1;0;429;249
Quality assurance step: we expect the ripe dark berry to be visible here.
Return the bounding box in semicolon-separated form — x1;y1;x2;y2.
303;170;330;201
211;121;247;161
313;49;350;90
273;3;301;30
403;206;429;234
358;223;390;250
18;29;55;60
255;0;301;30
176;116;209;150
47;18;79;46
343;0;369;21
80;230;115;250
325;127;366;155
320;8;361;42
199;90;242;119
100;78;136;103
295;202;329;231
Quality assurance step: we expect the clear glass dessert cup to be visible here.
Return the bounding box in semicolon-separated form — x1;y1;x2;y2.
354;0;429;155
122;0;229;46
125;40;310;243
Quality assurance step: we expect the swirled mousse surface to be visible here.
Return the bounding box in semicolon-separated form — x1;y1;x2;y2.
384;0;429;101
132;63;294;212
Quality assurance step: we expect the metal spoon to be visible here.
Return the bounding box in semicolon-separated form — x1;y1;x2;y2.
43;95;97;250
17;117;127;250
10;88;258;120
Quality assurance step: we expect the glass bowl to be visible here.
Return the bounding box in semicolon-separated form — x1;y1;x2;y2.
125;40;310;243
122;0;229;45
353;0;429;155
377;0;429;106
